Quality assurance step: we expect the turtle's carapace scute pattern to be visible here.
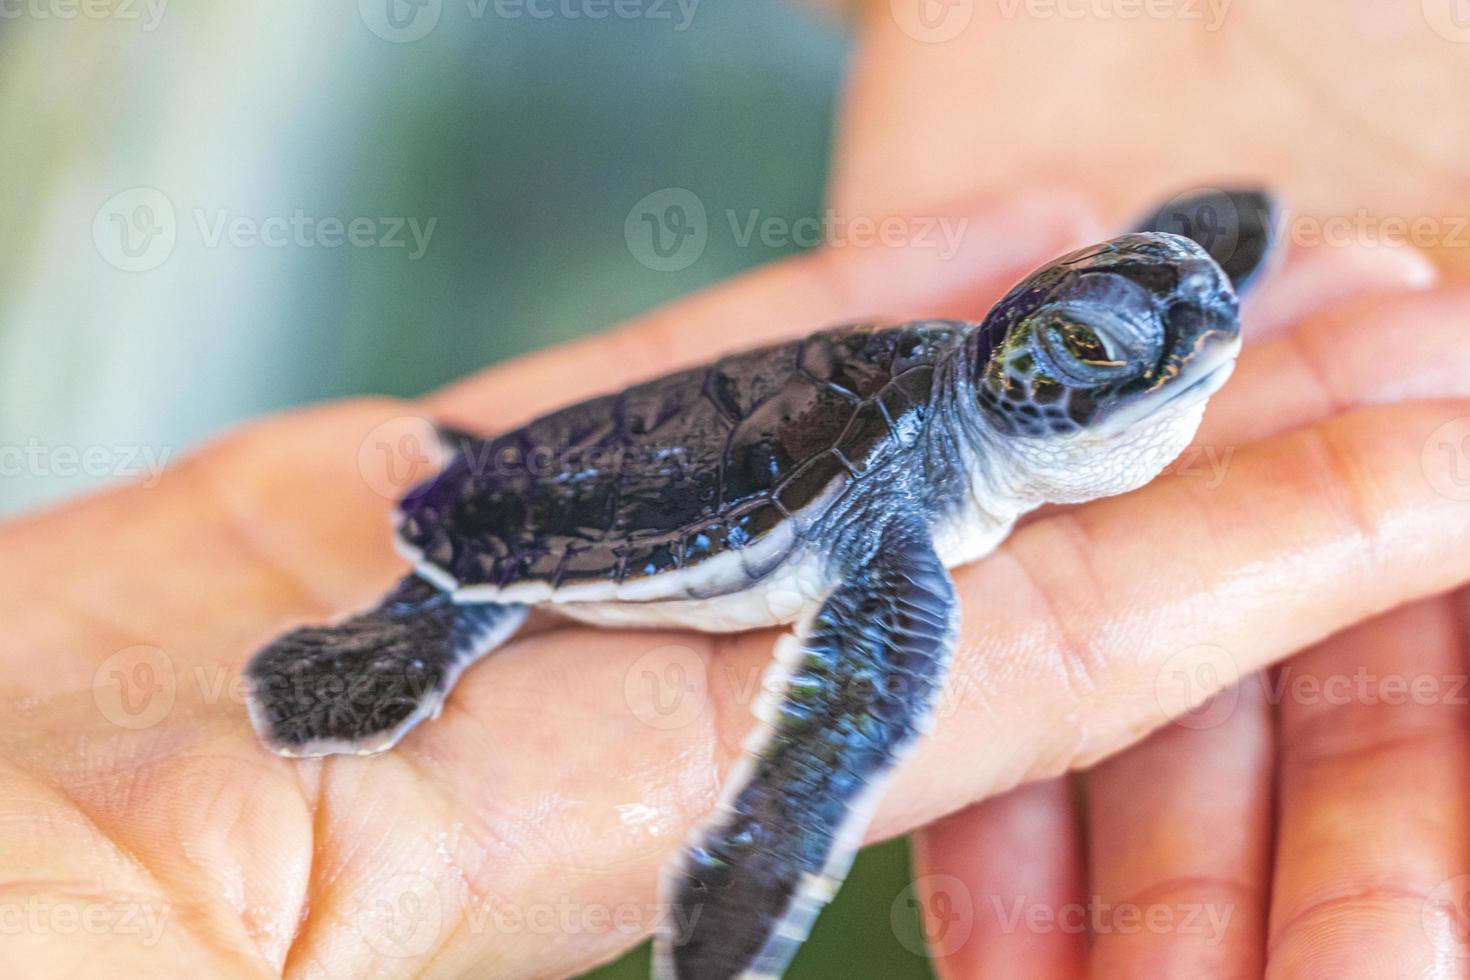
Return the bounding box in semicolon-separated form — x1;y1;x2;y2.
395;320;968;598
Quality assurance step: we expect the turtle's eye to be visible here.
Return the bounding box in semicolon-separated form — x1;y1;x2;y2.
1052;321;1120;367
1034;313;1139;386
1019;271;1166;388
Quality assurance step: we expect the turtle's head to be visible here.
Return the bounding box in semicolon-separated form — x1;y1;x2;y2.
968;233;1241;503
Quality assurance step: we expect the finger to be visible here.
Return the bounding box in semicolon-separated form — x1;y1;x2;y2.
1266;596;1470;975
426;189;1102;424
1242;241;1437;341
892;259;1445;960
909;779;1087;979
830;0;1470;274
1196;285;1470;450
1084;678;1273;977
404;399;1470;977
921;258;1457;972
1018;283;1467;529
879;397;1470;829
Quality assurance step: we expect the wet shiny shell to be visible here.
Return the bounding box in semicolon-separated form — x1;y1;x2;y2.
395;321;966;593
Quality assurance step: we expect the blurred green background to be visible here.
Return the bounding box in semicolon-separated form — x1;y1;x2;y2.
0;1;933;976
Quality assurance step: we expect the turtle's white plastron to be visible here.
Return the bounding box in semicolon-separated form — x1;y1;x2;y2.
244;188;1278;979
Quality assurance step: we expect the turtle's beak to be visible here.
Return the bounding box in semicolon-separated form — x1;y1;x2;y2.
1158;332;1241;410
1154;252;1242;401
1091;250;1242;436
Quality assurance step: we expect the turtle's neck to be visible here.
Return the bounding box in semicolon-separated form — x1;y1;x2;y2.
922;341;1040;562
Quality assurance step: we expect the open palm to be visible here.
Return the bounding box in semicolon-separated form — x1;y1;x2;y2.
6;186;1470;978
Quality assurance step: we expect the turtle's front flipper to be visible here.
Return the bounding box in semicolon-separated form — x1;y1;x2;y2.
657;521;956;980
1135;186;1281;295
244;574;526;757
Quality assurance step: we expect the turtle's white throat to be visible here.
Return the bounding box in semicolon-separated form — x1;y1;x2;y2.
1094;335;1241;439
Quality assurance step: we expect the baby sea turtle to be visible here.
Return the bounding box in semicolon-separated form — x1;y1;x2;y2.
246;188;1277;979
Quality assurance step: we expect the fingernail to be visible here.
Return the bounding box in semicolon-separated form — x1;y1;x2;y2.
1245;241;1440;341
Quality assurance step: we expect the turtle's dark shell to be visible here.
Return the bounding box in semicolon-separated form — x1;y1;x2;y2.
396;321;969;594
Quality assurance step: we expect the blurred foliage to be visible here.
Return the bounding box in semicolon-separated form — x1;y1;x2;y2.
1;1;840;513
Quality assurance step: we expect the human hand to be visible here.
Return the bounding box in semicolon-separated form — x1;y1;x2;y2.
5;186;1470;978
914;595;1470;978
826;8;1470;974
834;0;1470;272
896;246;1470;979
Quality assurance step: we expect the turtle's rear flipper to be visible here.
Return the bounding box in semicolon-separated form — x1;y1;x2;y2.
244;574;526;757
1134;186;1281;296
657;520;956;980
